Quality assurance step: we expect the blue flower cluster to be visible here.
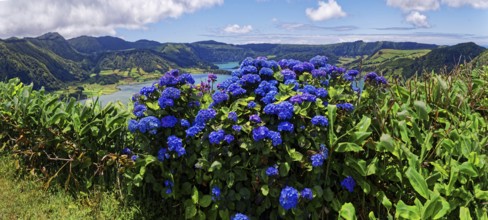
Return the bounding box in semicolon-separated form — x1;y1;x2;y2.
337;103;355;112
341;176;356;192
161;115;178;128
301;188;313;200
279;186;299;210
263;101;294;120
365;72;388;86
129;116;161;135
231;213;250;220
265;165;279;177
310;144;329;167
133;103;147;118
139;85;157;97
311;115;329;127
164;180;174;194
211;186;221;201
209;129;225;144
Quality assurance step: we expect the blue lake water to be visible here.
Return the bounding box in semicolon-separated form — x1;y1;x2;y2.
81;72;232;106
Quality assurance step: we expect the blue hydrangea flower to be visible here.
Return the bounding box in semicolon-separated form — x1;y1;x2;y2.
232;125;242;132
195;109;217;125
159;74;179;87
212;91;229;105
312;69;327;78
281;69;296;81
376;76;388;85
227;83;247;96
131;155;139;161
157;148;170;162
178;73;195;84
364;72;378;81
301;188;313;200
186;125;204;137
209;129;225;144
212;186;221;201
231;70;243;77
259;67;274;77
284;79;299;90
277;121;294;132
241;74;261;84
252;126;269;141
311;153;325;167
133;103;147;118
138;116;161;134
161;115;178;128
263;104;277;115
337;103;355;112
167;135;183;152
261;91;278;104
228;111;238;122
158;97;174;109
292;63;305;74
320;144;329;159
321;79;330;87
241;65;258;75
301;85;317;95
341;176;356;192
121;147;131;155
240;57;254;68
344;70;359;81
255;81;278;96
266;166;279;177
276;101;294;120
231;213;250;220
310;55;328;68
139;86;157;97
175;146;186;157
247;101;257;109
268;131;282;146
311;115;329;127
249;114;262;123
128;119;139;133
302;62;314;72
279;186;299;210
180;119;191;127
224;134;235;144
161;87;181;99
316;88;328;98
168;69;179;77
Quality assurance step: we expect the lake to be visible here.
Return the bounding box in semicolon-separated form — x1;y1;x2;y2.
82;63;237;105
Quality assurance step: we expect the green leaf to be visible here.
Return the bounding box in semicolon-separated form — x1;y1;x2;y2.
261;185;269;196
414;100;430;121
355;116;371;132
199;195;212;208
459;207;473;220
208;161;222;172
185;203;197;219
396;200;421;220
192;186;199;204
406;167;430;199
459;162;478;177
339;202;356;220
376;191;392;210
279;162;290;177
345;157;367;176
288;148;303;161
336;142;363;152
475;186;488;201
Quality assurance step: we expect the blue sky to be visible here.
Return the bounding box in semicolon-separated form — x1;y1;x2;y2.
0;0;487;45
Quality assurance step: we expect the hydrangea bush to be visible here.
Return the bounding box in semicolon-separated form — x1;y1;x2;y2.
126;56;389;219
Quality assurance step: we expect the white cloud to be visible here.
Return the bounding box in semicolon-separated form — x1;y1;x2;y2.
405;11;430;28
386;0;440;11
223;24;253;34
305;0;346;21
0;0;223;38
441;0;488;9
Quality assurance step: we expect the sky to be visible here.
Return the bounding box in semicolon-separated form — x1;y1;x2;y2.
0;0;487;46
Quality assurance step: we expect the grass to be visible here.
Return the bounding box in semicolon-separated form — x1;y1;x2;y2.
0;154;139;220
364;49;430;65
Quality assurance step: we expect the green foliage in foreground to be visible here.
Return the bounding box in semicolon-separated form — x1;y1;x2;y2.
0;64;487;219
0;154;139;219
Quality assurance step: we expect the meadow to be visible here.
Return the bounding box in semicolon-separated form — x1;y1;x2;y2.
0;56;487;219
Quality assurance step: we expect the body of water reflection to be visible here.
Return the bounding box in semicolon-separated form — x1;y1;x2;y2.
81;73;232;106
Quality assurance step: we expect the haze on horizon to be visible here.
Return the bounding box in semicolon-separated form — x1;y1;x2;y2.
0;0;487;46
